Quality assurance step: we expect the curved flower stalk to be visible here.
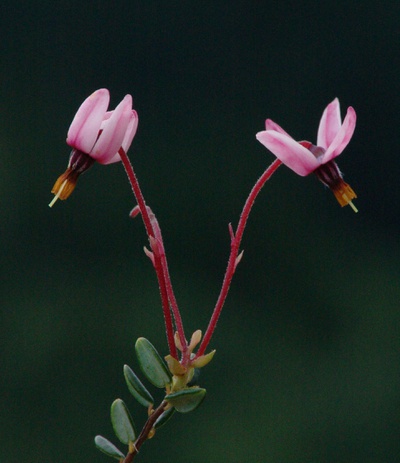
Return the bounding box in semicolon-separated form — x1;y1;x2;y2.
49;88;187;361
256;98;358;211
49;89;138;207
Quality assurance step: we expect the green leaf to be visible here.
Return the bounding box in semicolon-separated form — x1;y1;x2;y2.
111;399;137;445
154;406;176;429
124;364;154;407
94;435;125;460
135;338;172;388
165;388;206;413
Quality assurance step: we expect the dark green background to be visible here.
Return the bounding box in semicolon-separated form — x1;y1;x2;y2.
1;1;399;462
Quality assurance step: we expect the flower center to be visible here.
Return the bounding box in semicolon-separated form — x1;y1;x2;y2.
299;141;358;212
49;150;95;207
300;140;326;160
315;161;358;212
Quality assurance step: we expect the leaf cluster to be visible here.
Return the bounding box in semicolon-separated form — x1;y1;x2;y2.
95;338;206;460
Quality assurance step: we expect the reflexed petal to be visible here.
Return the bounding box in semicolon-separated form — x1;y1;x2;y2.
322;106;356;163
91;95;133;164
103;109;139;164
264;119;293;138
67;89;110;153
122;110;139;152
256;131;320;176
317;98;342;149
101;111;113;122
102;152;122;165
104;110;139;164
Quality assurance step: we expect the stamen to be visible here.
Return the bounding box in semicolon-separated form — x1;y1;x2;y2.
315;161;358;212
48;179;68;208
343;194;358;213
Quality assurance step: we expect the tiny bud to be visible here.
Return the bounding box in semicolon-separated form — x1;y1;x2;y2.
174;331;183;352
143;246;155;266
228;223;235;242
234;250;244;269
189;330;202;351
129;205;141;218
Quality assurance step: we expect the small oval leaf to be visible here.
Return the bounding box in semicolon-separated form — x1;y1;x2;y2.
165;388;206;413
154;406;176;429
94;435;125;460
135;338;172;388
111;399;137;445
124;364;154;407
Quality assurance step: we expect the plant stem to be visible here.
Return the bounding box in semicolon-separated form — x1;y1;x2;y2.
118;149;186;357
148;210;188;352
118;149;155;238
152;251;179;358
122;401;168;462
196;159;282;357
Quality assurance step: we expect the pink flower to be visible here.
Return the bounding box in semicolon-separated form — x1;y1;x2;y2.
256;98;358;211
50;89;138;206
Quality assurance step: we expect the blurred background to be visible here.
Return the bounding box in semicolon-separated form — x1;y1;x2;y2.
1;1;399;462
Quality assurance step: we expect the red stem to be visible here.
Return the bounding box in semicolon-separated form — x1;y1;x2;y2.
147;210;188;352
196;159;282;357
118;148;184;357
122;401;168;462
118;149;154;238
152;254;179;358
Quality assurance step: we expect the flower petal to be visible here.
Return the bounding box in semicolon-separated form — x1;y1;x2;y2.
322;106;356;163
91;94;133;164
103;110;139;164
121;110;139;152
264;119;293;138
67;89;110;153
256;131;320;176
317;98;342;149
